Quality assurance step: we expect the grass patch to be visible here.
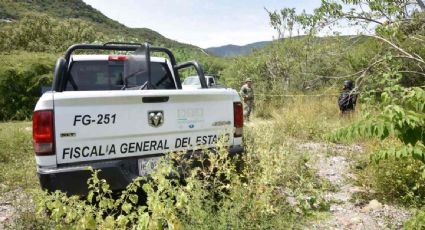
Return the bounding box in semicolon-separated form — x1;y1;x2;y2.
356;156;425;207
0;121;38;193
256;96;344;140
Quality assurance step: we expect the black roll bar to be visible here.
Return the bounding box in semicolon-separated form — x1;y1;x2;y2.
149;46;183;89
175;61;208;89
103;42;143;46
144;42;151;89
58;42;183;91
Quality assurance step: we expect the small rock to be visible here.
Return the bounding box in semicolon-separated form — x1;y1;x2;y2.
340;217;352;226
368;199;383;209
349;186;365;193
330;205;342;212
361;199;382;213
286;196;297;207
350;216;361;224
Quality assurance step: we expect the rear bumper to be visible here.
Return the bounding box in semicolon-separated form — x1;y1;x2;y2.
38;158;139;196
37;145;244;196
228;145;244;156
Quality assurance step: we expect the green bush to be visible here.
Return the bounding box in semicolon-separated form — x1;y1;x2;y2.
357;156;425;207
0;14;99;53
23;121;331;229
220;36;377;96
405;209;425;229
0;52;56;120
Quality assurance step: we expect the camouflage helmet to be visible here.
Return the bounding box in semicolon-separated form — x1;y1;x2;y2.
245;78;252;83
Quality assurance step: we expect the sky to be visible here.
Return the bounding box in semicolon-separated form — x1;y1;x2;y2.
82;0;323;48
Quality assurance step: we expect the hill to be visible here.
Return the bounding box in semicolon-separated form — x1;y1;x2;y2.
205;35;363;57
0;0;204;55
206;41;270;57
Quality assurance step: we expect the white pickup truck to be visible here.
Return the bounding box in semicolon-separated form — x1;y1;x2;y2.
182;75;220;89
33;43;244;195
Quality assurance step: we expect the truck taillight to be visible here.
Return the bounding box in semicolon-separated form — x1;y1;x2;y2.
33;110;54;156
108;55;128;61
233;102;243;137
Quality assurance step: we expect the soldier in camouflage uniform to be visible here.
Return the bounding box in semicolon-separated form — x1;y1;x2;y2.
240;78;254;121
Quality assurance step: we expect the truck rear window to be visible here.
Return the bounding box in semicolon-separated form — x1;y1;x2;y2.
66;61;175;91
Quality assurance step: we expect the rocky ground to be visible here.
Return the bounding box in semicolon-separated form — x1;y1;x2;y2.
298;142;411;230
0;202;14;229
0;189;18;230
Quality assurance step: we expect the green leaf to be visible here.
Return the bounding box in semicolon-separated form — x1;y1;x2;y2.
122;202;132;214
129;194;138;204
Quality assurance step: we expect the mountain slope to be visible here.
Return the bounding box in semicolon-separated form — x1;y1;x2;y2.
206;41;270;57
0;0;203;54
0;0;120;26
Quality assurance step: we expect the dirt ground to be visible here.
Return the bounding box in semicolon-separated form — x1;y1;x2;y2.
0;188;20;230
298;142;411;230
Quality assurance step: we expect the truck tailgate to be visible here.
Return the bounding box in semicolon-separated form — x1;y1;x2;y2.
53;90;235;164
